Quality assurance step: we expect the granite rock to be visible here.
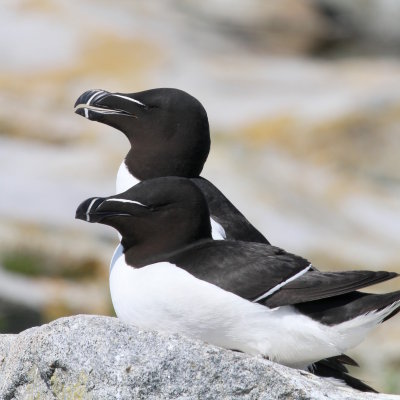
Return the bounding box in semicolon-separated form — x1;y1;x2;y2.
0;315;398;400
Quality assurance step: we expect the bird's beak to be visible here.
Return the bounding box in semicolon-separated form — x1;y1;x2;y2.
74;89;144;120
76;196;148;223
75;197;107;223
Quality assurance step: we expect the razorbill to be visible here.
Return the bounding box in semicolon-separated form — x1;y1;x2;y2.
74;88;268;244
75;87;380;390
76;177;400;392
75;87;384;390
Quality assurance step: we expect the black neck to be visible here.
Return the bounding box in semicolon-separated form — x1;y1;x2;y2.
125;147;203;181
122;204;212;267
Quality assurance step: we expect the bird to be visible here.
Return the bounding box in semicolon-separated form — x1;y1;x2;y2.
76;176;400;392
75;87;385;390
74;88;268;244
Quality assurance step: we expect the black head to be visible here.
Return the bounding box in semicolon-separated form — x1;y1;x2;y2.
76;177;212;264
74;88;210;180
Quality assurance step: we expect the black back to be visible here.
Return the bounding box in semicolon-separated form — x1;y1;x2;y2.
192;178;269;244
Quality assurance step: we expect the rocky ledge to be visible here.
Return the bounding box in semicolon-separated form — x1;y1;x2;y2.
0;315;398;400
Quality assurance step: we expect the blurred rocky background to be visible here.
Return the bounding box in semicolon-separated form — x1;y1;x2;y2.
0;0;399;394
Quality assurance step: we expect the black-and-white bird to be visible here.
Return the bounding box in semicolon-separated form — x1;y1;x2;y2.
76;177;400;392
74;88;268;244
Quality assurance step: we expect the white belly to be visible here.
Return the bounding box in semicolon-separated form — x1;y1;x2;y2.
108;253;358;368
111;164;388;365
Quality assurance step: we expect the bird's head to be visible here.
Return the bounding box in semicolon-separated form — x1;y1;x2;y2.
74;88;210;180
76;177;212;260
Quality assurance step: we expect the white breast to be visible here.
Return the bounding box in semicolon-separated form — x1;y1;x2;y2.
108;254;368;368
110;243;124;273
116;161;140;194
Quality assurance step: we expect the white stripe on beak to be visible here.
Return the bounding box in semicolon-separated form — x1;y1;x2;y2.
84;91;103;119
105;198;148;207
113;94;145;107
86;198;100;222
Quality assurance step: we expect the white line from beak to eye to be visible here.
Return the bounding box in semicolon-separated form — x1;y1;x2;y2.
113;94;146;106
105;198;148;207
85;91;103;119
86;198;100;222
252;264;312;303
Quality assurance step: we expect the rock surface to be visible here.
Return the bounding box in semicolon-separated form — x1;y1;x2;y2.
1;0;400;393
0;315;398;400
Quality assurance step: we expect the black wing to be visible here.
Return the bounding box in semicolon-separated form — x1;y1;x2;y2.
191;177;269;244
167;241;310;301
310;355;377;393
167;240;398;306
264;270;398;308
294;290;400;326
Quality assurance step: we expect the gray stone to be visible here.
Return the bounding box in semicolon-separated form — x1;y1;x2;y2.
0;315;398;400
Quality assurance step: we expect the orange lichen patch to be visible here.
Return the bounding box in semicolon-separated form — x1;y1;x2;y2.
34;32;162;93
234;102;400;210
0;29;163;143
306;105;400;174
42;297;112;323
80;31;161;78
0;116;73;145
41;301;77;323
237;103;400;178
238;114;298;147
314;103;400;139
0;30;162;97
17;0;60;13
237;102;400;152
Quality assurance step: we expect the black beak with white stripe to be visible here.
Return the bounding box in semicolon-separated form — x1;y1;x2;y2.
76;176;400;394
74;90;147;121
75;196;148;223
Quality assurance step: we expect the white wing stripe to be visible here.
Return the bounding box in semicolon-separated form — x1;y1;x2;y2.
253;264;312;303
